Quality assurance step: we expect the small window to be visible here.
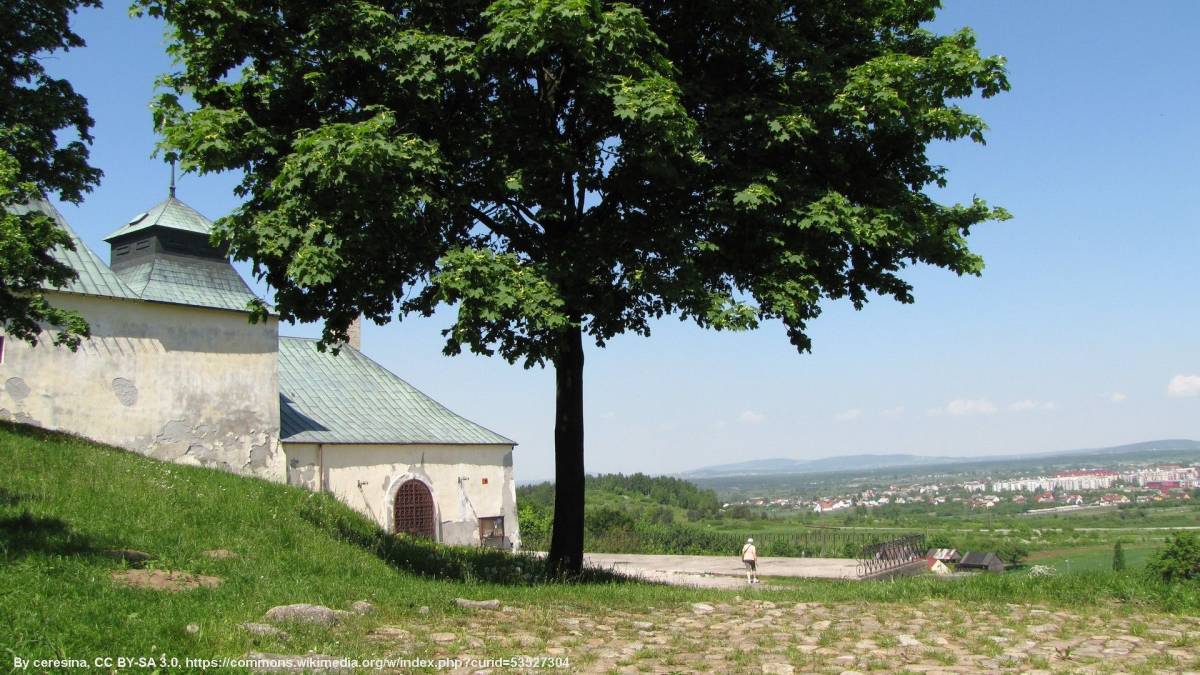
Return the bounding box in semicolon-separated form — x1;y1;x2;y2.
114;245;130;256
479;516;506;548
134;239;151;250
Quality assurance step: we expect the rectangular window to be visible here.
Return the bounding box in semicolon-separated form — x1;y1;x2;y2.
114;245;130;256
134;239;151;250
479;516;505;548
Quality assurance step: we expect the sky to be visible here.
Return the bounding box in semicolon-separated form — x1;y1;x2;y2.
41;1;1199;481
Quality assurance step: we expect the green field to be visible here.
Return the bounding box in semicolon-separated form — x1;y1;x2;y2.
1028;544;1156;573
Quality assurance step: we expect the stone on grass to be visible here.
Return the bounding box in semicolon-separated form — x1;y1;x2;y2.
418;606;430;614
367;626;410;641
454;598;501;610
264;604;343;626
761;663;794;675
243;623;289;640
897;634;922;647
430;632;457;643
350;600;374;615
185;623;200;635
631;621;653;630
203;549;239;559
691;603;715;614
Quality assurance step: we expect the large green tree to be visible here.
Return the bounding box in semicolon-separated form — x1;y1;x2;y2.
137;0;1008;573
0;0;103;348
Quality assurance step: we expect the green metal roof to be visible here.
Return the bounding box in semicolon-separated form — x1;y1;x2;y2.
114;256;261;313
7;199;140;299
278;337;515;446
103;196;214;241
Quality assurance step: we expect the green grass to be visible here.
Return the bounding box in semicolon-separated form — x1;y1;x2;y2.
2;422;1199;667
0;423;694;663
1028;543;1156;572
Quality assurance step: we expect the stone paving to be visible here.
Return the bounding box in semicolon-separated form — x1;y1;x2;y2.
391;598;1200;674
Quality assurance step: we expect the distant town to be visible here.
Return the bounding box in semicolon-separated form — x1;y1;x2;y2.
725;463;1199;514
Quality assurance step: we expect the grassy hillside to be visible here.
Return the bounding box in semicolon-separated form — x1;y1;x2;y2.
3;422;1199;671
0;423;693;662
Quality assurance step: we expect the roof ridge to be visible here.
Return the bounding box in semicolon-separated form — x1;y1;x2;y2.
277;337;516;446
9;198;140;300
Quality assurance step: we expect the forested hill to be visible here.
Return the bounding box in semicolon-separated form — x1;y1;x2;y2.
518;473;721;516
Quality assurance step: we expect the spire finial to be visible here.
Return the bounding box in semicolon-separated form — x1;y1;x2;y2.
169;158;176;199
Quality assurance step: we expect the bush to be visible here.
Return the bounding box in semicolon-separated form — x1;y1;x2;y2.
1112;541;1126;572
1146;532;1200;583
926;533;954;550
994;542;1030;567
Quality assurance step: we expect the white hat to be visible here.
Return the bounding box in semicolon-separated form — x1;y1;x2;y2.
747;538;754;543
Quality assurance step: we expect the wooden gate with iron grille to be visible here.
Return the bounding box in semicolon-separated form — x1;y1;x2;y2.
394;480;436;539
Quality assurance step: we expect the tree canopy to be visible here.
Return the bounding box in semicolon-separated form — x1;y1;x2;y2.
137;0;1010;572
0;0;103;348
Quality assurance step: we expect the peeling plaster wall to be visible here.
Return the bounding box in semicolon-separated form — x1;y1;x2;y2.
0;292;284;481
283;442;519;548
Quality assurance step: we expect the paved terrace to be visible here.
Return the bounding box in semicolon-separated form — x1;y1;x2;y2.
581;553;896;589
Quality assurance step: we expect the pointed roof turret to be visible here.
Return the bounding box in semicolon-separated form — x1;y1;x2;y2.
103;195;213;242
104;183;262;313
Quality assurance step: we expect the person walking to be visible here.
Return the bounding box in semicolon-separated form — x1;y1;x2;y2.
741;537;759;584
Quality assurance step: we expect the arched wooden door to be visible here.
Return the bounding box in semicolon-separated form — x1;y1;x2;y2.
394;480;436;539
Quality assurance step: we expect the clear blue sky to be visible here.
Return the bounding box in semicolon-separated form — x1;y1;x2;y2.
44;2;1198;481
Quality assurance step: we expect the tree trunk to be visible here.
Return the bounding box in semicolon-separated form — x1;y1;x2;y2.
546;325;585;575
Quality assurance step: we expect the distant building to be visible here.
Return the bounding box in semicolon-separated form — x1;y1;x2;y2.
927;548;962;564
926;558;951;575
957;551;1006;573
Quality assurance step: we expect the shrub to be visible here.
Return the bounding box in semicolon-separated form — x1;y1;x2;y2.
1146;532;1200;583
1028;564;1056;577
926;533;954;550
1112;541;1126;572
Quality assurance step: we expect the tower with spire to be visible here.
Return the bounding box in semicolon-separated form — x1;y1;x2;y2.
103;176;259;312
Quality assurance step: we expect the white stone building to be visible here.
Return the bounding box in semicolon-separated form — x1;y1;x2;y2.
0;196;519;548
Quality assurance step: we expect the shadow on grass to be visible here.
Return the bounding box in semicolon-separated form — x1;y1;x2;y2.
298;493;633;586
0;510;103;561
0;486;28;507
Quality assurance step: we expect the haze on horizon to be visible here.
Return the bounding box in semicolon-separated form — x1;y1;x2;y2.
45;1;1199;482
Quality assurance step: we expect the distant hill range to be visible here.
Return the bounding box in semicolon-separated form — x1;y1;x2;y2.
681;439;1200;478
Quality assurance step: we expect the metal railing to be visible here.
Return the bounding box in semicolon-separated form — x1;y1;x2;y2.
856;533;925;577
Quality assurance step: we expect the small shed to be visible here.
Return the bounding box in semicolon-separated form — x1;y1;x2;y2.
957;551;1005;573
926;548;962;564
926;558;951;575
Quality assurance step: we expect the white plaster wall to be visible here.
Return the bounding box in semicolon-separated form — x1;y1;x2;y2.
284;442;520;548
0;291;284;481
